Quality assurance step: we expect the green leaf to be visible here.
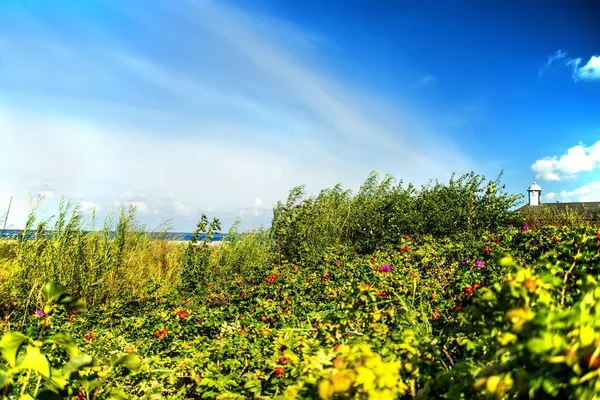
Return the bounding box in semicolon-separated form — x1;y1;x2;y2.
0;363;11;389
47;368;68;391
81;377;99;393
41;283;87;313
49;332;78;358
62;354;94;377
108;388;129;400
110;354;141;373
41;282;69;305
0;331;30;367
18;346;51;379
527;338;552;354
70;298;87;313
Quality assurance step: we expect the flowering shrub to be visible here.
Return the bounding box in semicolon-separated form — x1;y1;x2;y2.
1;225;599;398
0;282;140;399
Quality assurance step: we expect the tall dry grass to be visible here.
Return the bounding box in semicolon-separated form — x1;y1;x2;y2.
0;199;186;308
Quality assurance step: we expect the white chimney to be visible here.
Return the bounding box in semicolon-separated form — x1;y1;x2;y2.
528;181;542;206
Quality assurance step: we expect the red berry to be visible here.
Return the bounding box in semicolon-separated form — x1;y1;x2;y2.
278;355;290;364
274;367;285;377
463;287;474;296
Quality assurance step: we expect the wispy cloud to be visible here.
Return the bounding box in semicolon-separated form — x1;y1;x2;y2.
540;50;600;82
0;0;472;230
539;49;568;77
531;140;600;181
415;74;436;87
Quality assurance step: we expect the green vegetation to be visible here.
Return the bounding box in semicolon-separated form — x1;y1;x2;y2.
272;171;522;264
519;203;599;230
1;171;600;399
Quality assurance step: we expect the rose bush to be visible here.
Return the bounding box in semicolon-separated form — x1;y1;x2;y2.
0;225;599;398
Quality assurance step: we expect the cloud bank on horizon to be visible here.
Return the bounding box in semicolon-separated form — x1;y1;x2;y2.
0;0;471;231
1;1;599;230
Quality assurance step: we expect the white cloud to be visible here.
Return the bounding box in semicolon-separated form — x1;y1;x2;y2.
27;180;57;199
171;201;197;217
544;192;558;201
114;201;147;213
541;50;600;82
574;56;600;81
545;181;600;202
120;190;147;203
79;200;102;213
240;197;270;217
532;140;600;181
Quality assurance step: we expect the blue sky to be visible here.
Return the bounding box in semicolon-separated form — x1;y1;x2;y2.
1;0;599;231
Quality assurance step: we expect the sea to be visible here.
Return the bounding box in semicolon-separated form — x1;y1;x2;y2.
0;229;226;242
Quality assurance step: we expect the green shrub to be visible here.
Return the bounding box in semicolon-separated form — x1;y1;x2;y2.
272;170;523;264
178;214;221;295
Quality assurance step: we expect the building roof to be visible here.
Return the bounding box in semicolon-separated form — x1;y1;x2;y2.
517;202;600;220
528;182;542;191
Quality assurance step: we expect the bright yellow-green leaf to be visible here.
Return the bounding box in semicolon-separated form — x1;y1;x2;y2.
486;375;501;394
0;331;29;367
49;332;78;358
111;353;141;373
48;368;68;390
355;366;376;391
108;388;129;400
18;346;51;379
318;379;334;400
580;326;595;347
498;332;517;346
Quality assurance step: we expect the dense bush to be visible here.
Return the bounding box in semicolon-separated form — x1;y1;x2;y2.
272;171;523;264
2;226;600;399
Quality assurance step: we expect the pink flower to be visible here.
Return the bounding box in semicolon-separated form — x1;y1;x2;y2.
378;265;392;272
35;310;45;317
476;259;483;268
522;225;529;231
